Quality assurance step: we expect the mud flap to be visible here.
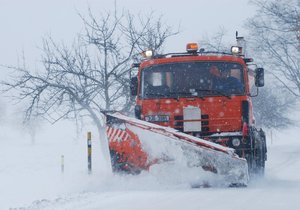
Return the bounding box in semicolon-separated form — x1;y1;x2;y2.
104;112;249;186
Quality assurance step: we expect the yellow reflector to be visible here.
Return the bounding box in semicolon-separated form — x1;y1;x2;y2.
186;43;199;53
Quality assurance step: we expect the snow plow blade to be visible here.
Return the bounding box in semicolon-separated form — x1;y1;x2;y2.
104;112;249;186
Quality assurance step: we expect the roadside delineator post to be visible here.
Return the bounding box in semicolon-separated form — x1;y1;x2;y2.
87;131;92;174
61;155;64;173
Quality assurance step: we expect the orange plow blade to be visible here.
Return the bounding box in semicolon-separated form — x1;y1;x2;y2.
104;112;249;186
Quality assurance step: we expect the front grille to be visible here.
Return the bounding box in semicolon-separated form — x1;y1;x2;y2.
174;121;183;127
174;114;209;134
201;121;209;126
174;116;183;121
202;115;209;119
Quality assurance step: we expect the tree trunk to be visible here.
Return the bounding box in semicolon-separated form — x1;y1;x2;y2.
88;109;112;174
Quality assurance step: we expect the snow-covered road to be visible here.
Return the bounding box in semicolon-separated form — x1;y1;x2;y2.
1;122;300;210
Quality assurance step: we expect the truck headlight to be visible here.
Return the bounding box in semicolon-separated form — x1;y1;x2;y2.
231;46;242;55
232;138;241;147
142;49;153;58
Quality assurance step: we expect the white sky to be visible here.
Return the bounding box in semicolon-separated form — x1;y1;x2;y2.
0;0;256;69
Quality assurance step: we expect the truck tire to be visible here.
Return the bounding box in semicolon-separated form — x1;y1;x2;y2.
247;128;267;177
110;150;125;172
255;140;265;176
110;149;141;175
255;129;267;176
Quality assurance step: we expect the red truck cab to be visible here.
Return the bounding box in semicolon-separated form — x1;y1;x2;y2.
130;43;267;175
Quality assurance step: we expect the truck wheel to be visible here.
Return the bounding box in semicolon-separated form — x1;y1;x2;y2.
110;150;125;172
109;150;141;175
255;130;267;176
255;144;265;176
247;128;266;178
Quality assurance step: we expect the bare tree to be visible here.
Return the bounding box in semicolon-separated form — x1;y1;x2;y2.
79;9;177;112
1;8;178;138
253;86;295;129
246;0;300;97
0;98;5;124
200;27;229;52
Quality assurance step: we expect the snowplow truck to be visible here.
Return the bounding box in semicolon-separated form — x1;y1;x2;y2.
104;39;267;186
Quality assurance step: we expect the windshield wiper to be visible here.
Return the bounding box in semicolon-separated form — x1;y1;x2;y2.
168;91;192;100
145;92;169;97
145;89;231;100
192;88;231;99
210;89;231;99
169;89;206;100
145;92;183;101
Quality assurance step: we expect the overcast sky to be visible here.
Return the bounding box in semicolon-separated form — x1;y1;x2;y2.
0;0;256;71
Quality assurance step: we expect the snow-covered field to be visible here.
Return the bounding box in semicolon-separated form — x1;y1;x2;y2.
1;119;300;210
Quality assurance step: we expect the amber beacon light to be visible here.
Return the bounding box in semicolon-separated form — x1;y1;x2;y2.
186;43;199;53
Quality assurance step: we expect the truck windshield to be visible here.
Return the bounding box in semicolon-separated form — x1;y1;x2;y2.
141;61;245;99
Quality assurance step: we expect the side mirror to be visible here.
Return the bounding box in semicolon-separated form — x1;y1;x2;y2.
255;68;264;87
130;76;138;96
